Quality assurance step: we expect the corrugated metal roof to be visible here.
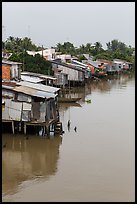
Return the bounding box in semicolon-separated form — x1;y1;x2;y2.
2;81;58;99
21;75;45;83
2;59;22;65
13;86;57;99
51;60;85;72
83;54;89;59
40;75;57;80
16;81;60;93
2;81;17;87
88;60;99;68
21;71;57;80
2;85;15;90
71;60;88;68
96;59;113;65
113;59;125;64
2;81;20;91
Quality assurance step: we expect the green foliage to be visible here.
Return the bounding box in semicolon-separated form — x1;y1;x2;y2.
93;51;113;61
9;52;23;62
56;41;75;55
78;55;87;62
4;36;135;75
9;52;53;75
4;36;42;53
105;39;135;62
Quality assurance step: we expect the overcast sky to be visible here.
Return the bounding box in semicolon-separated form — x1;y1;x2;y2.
2;2;135;49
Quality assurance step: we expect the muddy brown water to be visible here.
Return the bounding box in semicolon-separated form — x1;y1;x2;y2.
2;72;135;202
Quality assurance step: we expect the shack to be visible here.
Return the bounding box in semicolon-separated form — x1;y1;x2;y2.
21;71;57;86
2;81;61;135
51;59;85;87
2;59;22;81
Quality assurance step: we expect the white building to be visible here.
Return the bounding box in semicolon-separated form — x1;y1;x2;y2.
27;48;56;60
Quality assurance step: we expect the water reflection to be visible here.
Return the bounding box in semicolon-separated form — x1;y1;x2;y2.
86;72;134;95
60;72;135;103
59;72;135;133
2;134;62;196
2;71;135;202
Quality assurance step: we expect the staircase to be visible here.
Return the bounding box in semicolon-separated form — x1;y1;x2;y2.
54;122;63;134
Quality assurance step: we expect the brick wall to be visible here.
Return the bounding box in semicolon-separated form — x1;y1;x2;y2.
2;65;11;80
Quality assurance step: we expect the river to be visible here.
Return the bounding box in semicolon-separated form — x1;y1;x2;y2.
2;72;135;202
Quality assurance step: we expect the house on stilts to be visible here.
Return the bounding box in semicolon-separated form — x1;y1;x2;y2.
2;60;62;136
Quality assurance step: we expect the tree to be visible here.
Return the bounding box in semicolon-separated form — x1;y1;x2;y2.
79;44;86;54
106;39;127;53
105;39;135;62
4;36;42;53
56;41;76;55
86;43;92;52
94;42;102;50
56;43;62;52
78;54;87;62
9;52;53;75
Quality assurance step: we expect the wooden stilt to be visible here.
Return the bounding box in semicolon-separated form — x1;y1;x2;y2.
53;123;56;136
46;125;50;136
52;123;54;129
43;126;45;136
19;122;21;132
41;126;45;136
12;121;15;134
24;123;26;134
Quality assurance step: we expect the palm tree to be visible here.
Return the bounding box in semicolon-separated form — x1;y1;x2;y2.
56;43;62;52
85;43;92;53
94;41;102;51
79;44;86;54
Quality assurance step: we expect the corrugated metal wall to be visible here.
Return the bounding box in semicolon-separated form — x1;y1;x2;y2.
2;89;15;98
11;65;19;79
2;88;58;124
22;102;31;121
2;99;22;121
17;93;32;103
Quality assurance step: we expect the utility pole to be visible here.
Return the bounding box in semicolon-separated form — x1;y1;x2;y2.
23;40;25;72
22;48;25;72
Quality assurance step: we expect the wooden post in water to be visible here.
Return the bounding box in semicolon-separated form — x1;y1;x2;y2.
12;121;15;134
46;124;50;136
43;126;45;136
52;123;55;135
19;122;22;132
24;123;26;135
